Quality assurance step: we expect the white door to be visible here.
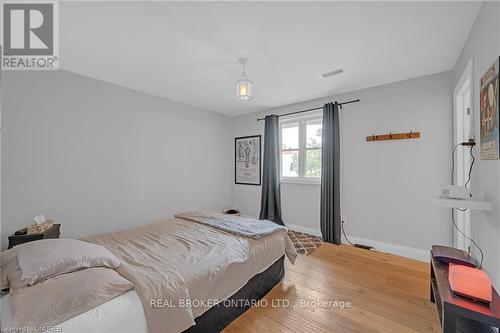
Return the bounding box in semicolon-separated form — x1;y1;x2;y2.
453;60;474;252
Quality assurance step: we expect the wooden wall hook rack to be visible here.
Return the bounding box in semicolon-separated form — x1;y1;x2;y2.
366;131;420;142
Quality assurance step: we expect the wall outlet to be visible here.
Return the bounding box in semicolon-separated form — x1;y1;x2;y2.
341;216;347;225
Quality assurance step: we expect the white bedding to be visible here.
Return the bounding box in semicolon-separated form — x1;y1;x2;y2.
59;291;145;332
2;219;290;333
2;290;146;333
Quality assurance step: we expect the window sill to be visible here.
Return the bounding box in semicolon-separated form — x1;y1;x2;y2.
280;178;321;185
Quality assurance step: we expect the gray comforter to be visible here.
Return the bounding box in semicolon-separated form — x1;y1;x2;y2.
176;210;296;264
174;210;285;239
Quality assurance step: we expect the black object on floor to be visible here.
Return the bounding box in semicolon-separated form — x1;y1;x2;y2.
354;244;373;251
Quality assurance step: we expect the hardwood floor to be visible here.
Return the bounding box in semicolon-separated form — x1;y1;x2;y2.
224;244;440;333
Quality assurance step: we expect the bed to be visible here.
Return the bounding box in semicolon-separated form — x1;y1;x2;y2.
1;213;296;333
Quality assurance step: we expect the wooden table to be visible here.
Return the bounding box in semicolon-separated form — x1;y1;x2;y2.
430;249;500;332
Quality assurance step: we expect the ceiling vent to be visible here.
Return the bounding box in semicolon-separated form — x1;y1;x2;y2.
320;69;344;79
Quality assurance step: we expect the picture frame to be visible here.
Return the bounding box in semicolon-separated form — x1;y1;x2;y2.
480;57;500;160
235;135;261;185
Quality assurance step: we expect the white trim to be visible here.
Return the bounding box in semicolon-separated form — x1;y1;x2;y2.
285;225;429;262
286;223;322;237
343;236;429;262
281;178;320;185
453;58;474;251
454;59;475;141
279;110;323;122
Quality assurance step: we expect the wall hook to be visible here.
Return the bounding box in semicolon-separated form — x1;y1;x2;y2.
366;131;420;142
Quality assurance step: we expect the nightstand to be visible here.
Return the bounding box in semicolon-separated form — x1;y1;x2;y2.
8;224;61;249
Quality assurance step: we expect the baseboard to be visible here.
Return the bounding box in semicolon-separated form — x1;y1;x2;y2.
285;223;429;263
286;223;322;237
344;236;430;263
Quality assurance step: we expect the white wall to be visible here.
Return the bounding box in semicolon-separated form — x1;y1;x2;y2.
1;70;232;248
232;72;453;255
453;1;500;290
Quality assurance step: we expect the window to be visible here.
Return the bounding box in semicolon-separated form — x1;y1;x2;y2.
280;115;322;183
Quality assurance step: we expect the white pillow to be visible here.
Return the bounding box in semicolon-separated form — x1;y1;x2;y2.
15;239;120;286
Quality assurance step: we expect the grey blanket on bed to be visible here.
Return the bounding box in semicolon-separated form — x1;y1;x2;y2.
175;210;288;240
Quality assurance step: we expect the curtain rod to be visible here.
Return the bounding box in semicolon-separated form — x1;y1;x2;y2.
257;99;360;121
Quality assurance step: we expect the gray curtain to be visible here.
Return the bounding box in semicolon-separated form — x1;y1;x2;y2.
320;102;341;244
259;115;284;225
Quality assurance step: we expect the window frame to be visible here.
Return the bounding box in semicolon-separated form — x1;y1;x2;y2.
279;112;323;185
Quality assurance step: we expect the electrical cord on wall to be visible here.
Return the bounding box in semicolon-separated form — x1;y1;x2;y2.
451;143;460;184
451;142;474;189
450;141;484;268
451;212;484;268
341;221;354;246
464;145;475;188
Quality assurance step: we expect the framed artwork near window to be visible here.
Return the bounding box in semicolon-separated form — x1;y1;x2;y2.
480;57;499;160
235;135;261;185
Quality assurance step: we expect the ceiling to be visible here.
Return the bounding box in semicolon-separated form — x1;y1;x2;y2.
60;1;480;116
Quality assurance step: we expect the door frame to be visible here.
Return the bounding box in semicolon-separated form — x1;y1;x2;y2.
453;59;474;252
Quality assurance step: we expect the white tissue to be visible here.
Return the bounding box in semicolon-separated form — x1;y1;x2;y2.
34;214;46;225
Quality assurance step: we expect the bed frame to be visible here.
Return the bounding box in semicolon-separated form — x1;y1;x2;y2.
183;256;285;333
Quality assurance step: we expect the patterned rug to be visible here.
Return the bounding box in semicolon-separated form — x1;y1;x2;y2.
287;230;323;255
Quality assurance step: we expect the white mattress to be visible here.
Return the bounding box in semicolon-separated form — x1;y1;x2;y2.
2;226;287;333
2;290;147;333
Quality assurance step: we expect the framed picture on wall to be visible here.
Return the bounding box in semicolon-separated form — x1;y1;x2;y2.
480;57;500;160
235;135;261;185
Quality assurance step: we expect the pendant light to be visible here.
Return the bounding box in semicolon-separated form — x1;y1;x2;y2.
236;58;252;101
